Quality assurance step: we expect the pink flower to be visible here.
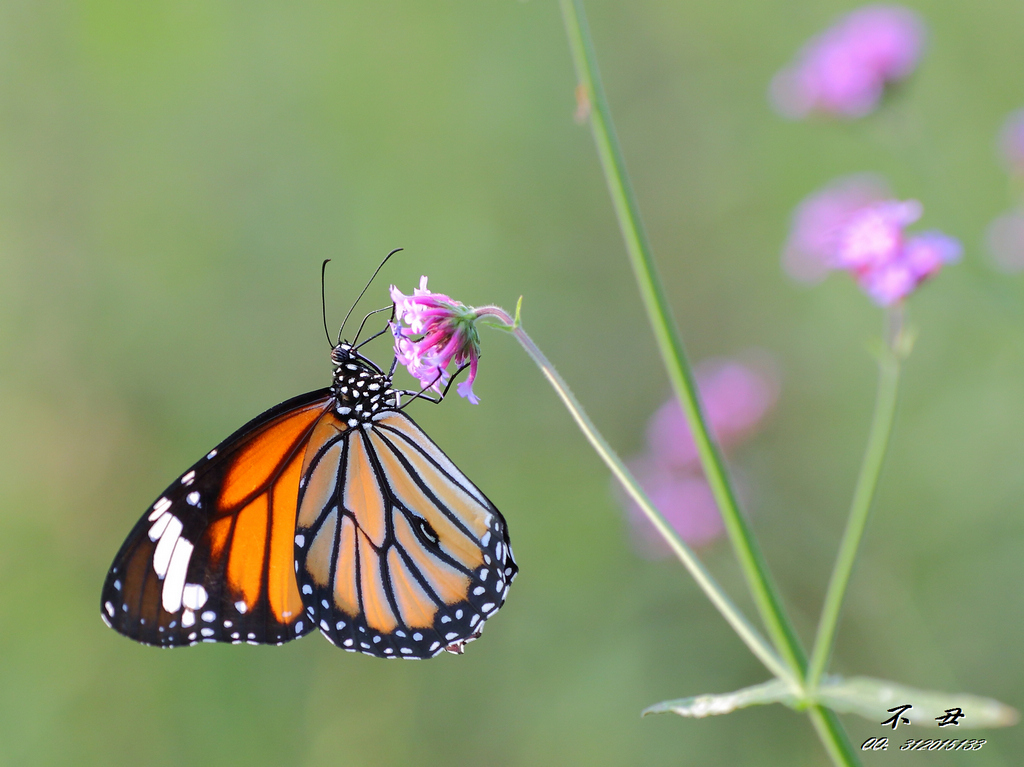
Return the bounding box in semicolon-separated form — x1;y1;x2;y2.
390;277;483;404
770;5;925;120
621;357;778;557
833;199;922;272
999;109;1024;176
783;174;891;283
784;183;961;306
986;209;1024;273
835;201;961;305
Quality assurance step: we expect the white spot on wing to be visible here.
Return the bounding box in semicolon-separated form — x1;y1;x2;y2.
148;511;172;541
149;497;172;521
186;491;200;506
161;538;194;613
235;600;248;614
295;534;305;548
207;449;217;459
181;470;196;486
104;601;115;617
152;516;184;579
181;582;208;610
181;609;196;628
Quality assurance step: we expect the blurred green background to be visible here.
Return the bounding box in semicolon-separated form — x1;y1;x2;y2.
2;0;1024;764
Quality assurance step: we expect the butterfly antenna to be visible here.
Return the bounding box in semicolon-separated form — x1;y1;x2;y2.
321;259;334;348
336;248;403;345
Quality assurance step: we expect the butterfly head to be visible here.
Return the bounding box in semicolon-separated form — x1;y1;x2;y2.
330;343;398;423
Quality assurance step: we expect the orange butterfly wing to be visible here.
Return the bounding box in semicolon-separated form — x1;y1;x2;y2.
101;389;333;646
294;410;517;658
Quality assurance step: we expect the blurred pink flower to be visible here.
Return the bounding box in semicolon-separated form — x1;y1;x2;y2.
621;357;778;557
837;201;961;305
624;459;725;556
998;109;1024;176
783;174;891;283
784;182;961;306
646;359;780;468
770;5;925;120
986;209;1024;273
833;199;922;272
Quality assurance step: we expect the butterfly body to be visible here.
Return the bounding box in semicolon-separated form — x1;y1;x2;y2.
102;341;516;659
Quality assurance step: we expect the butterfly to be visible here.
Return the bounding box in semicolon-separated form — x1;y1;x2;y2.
101;265;516;659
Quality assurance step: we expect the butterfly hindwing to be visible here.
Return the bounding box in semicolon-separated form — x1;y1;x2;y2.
294;410;517;658
100;389;333;647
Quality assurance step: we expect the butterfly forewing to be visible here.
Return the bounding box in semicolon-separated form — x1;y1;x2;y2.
101;389;333;647
294;410;517;658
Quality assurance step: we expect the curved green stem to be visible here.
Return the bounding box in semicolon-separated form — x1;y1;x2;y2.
558;0;805;681
808;314;903;692
476;308;798;688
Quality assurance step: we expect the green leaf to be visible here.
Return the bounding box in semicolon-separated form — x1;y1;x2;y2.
643;676;1018;730
816;676;1018;730
642;679;798;718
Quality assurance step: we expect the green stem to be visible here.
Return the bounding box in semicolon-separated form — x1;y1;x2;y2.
807;707;863;767
555;3;860;764
808;313;903;692
558;0;805;680
476;308;798;688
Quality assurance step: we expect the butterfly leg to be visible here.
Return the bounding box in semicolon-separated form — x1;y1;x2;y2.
396;363;470;408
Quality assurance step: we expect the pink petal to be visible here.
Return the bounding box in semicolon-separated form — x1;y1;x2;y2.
783;174;891;283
